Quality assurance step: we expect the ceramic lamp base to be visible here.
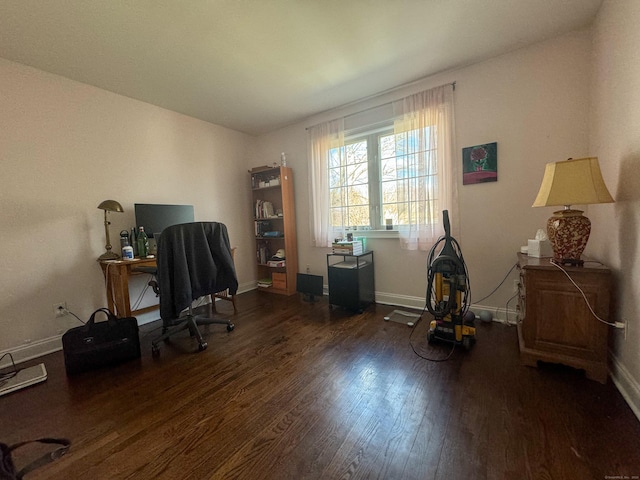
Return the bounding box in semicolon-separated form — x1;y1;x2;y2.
547;209;590;266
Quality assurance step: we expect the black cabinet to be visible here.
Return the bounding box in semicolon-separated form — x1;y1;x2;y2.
327;251;374;312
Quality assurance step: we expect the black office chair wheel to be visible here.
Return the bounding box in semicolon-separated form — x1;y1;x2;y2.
198;342;208;352
227;323;235;332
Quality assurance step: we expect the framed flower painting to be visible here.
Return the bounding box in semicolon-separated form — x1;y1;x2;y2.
462;142;497;185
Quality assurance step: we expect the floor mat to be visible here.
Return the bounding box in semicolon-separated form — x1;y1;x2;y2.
384;309;421;327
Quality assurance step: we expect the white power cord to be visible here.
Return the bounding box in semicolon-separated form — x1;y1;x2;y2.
550;261;624;329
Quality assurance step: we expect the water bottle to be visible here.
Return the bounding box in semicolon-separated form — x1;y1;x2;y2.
119;230;130;250
137;226;149;258
131;227;138;256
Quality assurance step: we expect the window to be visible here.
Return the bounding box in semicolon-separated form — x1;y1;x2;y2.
329;126;437;230
309;84;456;250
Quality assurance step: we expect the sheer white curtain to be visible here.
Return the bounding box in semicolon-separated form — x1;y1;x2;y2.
392;84;458;250
308;118;345;247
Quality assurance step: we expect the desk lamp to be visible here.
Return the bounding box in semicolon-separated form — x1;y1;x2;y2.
532;157;614;266
98;200;124;260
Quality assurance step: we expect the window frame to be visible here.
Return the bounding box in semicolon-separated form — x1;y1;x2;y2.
329;124;438;232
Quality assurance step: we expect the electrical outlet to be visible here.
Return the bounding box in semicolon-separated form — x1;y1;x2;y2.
53;302;67;317
512;279;519;293
614;319;628;340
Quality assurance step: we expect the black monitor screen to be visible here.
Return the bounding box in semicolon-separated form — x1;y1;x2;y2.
134;204;195;238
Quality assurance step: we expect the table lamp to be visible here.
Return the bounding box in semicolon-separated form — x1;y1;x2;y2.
98;200;124;260
532;157;614;266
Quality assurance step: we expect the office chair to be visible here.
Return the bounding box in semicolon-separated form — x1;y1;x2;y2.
149;222;238;356
212;247;238;313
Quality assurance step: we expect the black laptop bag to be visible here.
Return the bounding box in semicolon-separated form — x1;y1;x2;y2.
62;308;141;375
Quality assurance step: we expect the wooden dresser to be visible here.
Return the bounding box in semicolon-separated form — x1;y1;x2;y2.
516;253;611;383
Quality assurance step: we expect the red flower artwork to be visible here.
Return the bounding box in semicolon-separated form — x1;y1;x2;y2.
462;142;497;185
471;147;488;171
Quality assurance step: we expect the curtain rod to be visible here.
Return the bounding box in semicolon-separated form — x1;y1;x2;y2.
305;80;456;131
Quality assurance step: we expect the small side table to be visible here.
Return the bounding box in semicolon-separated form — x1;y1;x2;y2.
327;251;375;313
516;253;611;383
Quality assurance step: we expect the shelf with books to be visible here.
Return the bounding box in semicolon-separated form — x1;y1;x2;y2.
250;166;298;295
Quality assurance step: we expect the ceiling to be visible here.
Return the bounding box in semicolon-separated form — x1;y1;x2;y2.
0;0;603;136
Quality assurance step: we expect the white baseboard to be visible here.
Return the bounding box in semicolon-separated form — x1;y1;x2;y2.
609;352;640;422
0;335;62;369
374;292;427;310
373;291;518;325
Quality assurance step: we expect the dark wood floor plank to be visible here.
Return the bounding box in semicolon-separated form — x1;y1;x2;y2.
1;290;639;480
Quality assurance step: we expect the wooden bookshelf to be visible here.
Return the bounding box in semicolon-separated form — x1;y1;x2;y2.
251;166;298;295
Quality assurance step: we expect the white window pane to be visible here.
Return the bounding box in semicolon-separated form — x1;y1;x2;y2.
347;184;369;204
347;163;368;185
380;134;395;159
381;180;397;203
329;167;343;188
330;187;345;208
381;158;398;182
347;206;369;226
382;204;398;224
329;148;340;169
331;207;347;226
346;141;367;166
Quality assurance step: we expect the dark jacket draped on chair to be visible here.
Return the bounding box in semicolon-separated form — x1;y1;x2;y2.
156;222;238;321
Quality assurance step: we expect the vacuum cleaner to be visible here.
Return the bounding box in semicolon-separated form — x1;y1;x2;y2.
426;210;476;350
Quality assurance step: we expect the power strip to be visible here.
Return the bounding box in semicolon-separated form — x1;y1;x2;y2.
0;363;47;397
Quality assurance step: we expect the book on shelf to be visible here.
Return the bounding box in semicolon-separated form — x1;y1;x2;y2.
255;200;275;219
257;278;273;288
255;220;271;236
257;244;270;264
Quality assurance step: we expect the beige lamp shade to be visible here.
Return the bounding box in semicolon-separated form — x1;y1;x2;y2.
532;157;614;208
532;157;614;266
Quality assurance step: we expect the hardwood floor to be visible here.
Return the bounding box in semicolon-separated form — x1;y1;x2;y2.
2;290;639;479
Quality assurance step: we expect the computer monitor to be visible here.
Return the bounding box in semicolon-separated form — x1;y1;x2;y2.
296;273;324;303
134;204;195;238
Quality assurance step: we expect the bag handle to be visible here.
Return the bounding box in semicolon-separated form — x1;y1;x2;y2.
7;438;70;479
85;308;118;329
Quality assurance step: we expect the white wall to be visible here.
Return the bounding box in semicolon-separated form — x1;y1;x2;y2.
0;58;256;360
256;30;592;317
590;0;640;416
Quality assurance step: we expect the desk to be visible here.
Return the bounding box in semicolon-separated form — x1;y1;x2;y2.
99;258;159;318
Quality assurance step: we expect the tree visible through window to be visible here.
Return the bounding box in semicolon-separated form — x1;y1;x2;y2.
329;138;369;228
309;83;456;250
329;126;436;230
